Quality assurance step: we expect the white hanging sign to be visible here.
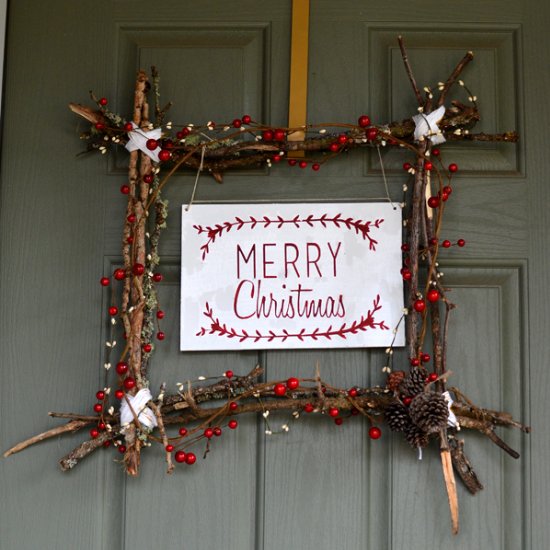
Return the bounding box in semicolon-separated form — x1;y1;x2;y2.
181;203;405;351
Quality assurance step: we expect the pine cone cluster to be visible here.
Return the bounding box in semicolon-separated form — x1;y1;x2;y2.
409;391;449;433
384;368;449;449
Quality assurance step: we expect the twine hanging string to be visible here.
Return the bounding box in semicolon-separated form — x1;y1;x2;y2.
185;145;206;212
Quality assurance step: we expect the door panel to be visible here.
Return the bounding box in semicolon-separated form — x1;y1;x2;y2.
1;2;547;549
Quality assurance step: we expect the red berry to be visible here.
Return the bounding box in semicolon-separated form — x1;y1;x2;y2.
242;115;251;124
443;185;452;195
288;159;297;166
262;130;274;141
156;310;165;320
274;383;286;396
109;306;118;316
98;422;106;430
272;155;281;163
123;377;136;390
286;377;300;390
100;277;110;287
99;97;108;106
369;426;382;440
429;237;438;246
427;289;440;302
175;451;186;463
116;362;129;375
225;370;234;379
403;396;413;406
103;440;111;448
334;417;344;426
152;273;163;282
427;196;440;208
328;407;339;418
115;390;124;399
143;174;154;184
421;353;431;363
232;118;242;128
146;138;158;150
165;444;174;452
213;427;222;437
448;163;458;173
442;240;451;248
424;161;433;171
366;127;378;141
351;408;360;416
403;162;412;171
228;419;238;429
113;268;126;280
156;331;165;341
401;243;410;252
441;192;449;202
158;149;171;162
185;452;197;465
93;403;103;413
410;357;421;367
177;428;188;438
132;263;145;276
348;387;358;397
428;372;439;382
127;214;136;223
457;239;466;247
329;142;340;152
127;236;134;244
90;428;100;439
180;127;191;137
95;122;106;131
358;115;371;128
204;428;214;439
299;160;308;169
413;299;426;313
432;148;440;156
118;445;127;454
304;403;314;413
96;390;105;400
312;163;320;171
229;401;238;411
124;122;134;132
402;269;412;281
273;129;286;141
120;184;130;195
143;343;152;353
337;134;347;144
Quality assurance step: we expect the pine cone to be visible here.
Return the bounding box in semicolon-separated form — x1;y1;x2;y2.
386;370;406;392
404;423;430;449
385;401;411;432
400;367;428;397
409;391;449;433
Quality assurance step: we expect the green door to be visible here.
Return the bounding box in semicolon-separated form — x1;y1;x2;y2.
1;1;547;549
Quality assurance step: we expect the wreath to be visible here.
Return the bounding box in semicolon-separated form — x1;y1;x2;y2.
3;37;527;534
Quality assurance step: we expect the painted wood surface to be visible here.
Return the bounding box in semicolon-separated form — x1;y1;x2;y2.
0;1;547;549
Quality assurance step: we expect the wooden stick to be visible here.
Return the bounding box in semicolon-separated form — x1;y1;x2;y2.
3;420;90;458
398;36;423;107
441;448;460;534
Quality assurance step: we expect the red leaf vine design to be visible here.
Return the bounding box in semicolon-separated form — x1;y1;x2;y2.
195;295;389;343
193;214;384;260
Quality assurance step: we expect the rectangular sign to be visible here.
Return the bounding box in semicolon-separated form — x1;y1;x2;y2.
181;203;405;351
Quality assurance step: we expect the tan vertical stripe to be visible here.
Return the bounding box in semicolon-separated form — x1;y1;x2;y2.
287;0;310;157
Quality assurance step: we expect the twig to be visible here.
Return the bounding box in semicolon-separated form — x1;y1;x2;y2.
437;51;475;107
398;36;423;107
3;420;90;458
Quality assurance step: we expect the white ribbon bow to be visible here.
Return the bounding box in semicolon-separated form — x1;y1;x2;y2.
443;390;459;429
413;105;446;145
120;388;158;430
125;122;162;162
